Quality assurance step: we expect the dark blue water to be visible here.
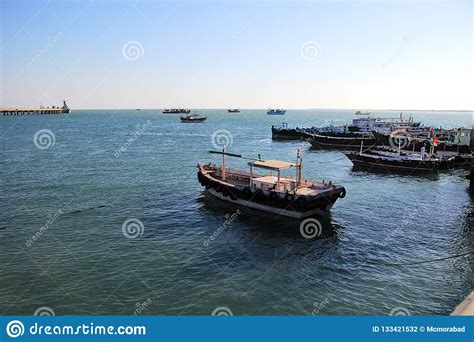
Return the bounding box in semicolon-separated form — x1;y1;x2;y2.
0;109;472;315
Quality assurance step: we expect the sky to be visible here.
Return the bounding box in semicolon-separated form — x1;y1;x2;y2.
0;0;472;110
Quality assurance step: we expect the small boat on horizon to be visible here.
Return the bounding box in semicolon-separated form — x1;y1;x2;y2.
197;149;346;219
163;108;191;114
267;108;286;115
228;109;240;113
180;112;207;122
355;110;371;115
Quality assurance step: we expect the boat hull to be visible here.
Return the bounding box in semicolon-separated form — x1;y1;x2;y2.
309;134;377;150
180;118;207;122
271;127;313;140
267;111;286;115
346;153;441;173
206;188;334;218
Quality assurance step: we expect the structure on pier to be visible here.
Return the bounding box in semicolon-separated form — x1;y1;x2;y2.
1;101;70;115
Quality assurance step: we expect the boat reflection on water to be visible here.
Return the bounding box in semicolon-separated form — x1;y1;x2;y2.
197;193;345;240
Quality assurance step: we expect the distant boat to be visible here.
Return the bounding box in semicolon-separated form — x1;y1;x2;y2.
228;109;240;113
267;108;286;115
136;109;141;111
180;112;207;122
163;108;191;114
355;110;371;116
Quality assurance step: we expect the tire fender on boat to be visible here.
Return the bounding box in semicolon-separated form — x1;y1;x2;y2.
339;188;346;199
215;183;224;193
222;187;230;197
242;187;252;199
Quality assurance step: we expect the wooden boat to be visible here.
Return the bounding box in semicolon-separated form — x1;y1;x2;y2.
180;113;207;122
267;108;286;115
369;146;471;170
345;148;445;173
197;149;346;218
228;109;240;113
372;131;471;154
309;133;377;150
163;108;191;114
271;122;315;140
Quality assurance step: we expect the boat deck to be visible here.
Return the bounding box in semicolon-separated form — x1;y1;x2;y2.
208;168;334;196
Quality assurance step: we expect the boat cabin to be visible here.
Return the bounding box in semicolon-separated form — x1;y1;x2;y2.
248;159;301;193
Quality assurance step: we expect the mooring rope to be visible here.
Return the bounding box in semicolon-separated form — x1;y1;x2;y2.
379;251;473;266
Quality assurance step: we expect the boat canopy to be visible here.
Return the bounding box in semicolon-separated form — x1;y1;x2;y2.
249;159;297;171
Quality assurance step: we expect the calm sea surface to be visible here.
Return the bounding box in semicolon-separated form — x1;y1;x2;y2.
0;109;472;315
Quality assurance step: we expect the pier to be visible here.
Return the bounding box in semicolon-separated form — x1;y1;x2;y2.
2;108;64;115
452;291;474;315
1;101;70;115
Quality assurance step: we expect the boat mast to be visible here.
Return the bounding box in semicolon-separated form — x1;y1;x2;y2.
221;147;226;181
296;148;302;187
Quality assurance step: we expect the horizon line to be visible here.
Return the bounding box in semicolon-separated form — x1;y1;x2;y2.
67;108;474;112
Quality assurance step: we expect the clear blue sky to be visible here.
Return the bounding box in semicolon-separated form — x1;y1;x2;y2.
1;0;472;110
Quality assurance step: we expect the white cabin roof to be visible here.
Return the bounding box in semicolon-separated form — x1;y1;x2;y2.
249;159;297;170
